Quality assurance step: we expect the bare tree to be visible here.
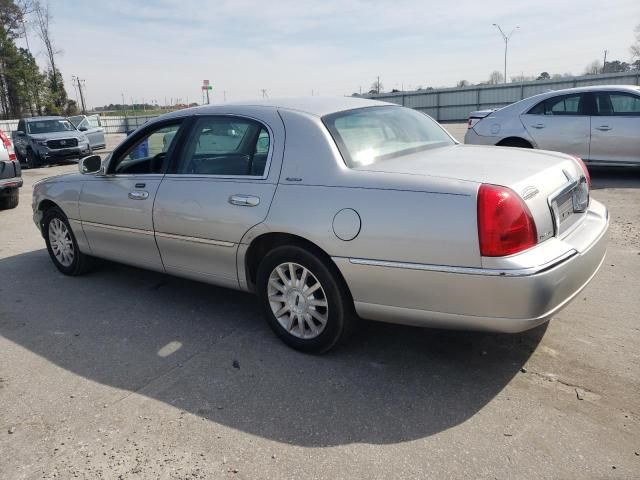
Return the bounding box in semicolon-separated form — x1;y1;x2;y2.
33;0;67;110
34;1;59;75
584;60;601;75
370;78;383;95
632;24;640;59
456;80;470;87
487;71;504;85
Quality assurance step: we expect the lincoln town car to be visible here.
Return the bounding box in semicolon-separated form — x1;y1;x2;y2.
32;98;609;352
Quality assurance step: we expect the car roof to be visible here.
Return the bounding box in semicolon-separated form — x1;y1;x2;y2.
494;84;640;115
165;97;394;119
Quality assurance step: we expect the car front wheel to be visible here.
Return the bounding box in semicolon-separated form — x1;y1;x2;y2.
26;149;40;169
256;245;355;353
43;207;93;275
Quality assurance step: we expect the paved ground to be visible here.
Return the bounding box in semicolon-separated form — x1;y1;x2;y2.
0;135;639;478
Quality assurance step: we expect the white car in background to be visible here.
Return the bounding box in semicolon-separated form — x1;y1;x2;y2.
69;114;106;150
464;85;640;166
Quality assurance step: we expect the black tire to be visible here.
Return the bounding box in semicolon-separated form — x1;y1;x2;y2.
43;207;93;275
0;188;19;210
497;138;533;148
256;245;355;353
15;150;25;165
26;149;40;169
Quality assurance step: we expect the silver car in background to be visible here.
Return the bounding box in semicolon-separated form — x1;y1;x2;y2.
69;114;106;150
465;85;640;166
32;98;608;352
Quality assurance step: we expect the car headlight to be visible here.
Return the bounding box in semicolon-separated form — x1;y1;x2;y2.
36;140;48;146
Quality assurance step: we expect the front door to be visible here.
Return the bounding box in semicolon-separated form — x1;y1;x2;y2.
521;93;591;159
590;91;640;164
78;121;184;271
153;112;284;288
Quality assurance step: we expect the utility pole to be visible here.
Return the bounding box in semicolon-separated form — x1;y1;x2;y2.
121;92;127;117
72;76;87;114
603;49;608;73
223;91;226;102
377;75;380;94
492;24;519;83
261;89;268;98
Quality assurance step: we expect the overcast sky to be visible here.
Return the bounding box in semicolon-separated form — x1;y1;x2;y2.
16;0;640;107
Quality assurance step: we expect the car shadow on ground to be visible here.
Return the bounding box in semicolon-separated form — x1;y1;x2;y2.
589;166;640;190
0;249;546;447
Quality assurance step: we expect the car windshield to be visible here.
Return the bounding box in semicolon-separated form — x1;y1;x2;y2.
27;119;76;134
323;106;454;168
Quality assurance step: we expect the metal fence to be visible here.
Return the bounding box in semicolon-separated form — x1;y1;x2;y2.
1;72;639;132
364;71;640;122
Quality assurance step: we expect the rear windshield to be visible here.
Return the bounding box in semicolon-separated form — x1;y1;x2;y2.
323;106;454;168
27;119;75;134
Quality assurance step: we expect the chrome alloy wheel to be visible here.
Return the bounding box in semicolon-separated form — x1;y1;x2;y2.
267;262;329;339
48;218;75;267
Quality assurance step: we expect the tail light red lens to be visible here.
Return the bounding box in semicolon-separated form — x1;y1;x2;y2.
477;184;538;257
571;155;590;187
0;130;16;161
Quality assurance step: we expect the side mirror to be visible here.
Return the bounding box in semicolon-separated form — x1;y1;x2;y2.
78;126;88;132
79;154;102;174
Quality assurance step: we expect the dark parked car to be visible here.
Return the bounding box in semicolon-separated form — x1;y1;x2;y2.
12;116;92;168
0;129;22;210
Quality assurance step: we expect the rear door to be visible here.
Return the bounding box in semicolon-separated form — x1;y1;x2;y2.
590;91;640;164
520;93;591;158
153;111;284;288
78;120;184;270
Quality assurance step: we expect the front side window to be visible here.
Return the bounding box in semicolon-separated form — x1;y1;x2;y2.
109;123;182;175
174;116;270;176
528;94;584;116
27;119;76;134
323;106;454;168
596;93;640;116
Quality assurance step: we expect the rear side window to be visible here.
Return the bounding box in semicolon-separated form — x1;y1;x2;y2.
174;116;270;176
323;106;454;168
528;94;584;116
596;93;640;116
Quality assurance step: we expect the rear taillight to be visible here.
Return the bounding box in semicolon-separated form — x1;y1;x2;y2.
571;155;590;187
0;130;16;161
477;184;538;257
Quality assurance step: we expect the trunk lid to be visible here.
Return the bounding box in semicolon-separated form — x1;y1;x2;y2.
353;144;588;244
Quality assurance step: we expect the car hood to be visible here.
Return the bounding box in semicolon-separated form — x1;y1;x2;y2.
30;131;84;141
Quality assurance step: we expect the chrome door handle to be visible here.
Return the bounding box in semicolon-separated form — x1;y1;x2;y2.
229;194;260;206
531;123;545;129
596;125;612;131
128;191;149;200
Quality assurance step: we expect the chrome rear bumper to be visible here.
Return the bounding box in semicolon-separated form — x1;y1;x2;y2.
334;199;609;333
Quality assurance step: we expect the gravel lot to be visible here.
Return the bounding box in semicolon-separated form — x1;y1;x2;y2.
0;131;639;479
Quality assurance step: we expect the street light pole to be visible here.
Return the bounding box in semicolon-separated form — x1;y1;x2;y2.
493;24;519;83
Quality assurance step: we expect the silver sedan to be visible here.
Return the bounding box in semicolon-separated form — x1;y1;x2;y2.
32;98;609;352
465;85;640;166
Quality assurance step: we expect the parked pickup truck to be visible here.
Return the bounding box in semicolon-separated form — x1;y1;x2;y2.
0;129;21;210
12;116;92;168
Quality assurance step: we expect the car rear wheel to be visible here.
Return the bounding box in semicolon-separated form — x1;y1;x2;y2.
0;188;19;210
43;207;93;275
256;245;355;353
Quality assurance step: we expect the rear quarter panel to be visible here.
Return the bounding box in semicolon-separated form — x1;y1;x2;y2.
261;109;481;268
